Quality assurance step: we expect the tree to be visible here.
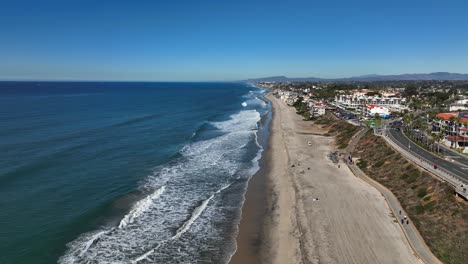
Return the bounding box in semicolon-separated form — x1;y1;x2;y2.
463;122;468;151
435;127;446;153
403;86;418;98
375;113;381;127
455;117;462;149
403;113;415;134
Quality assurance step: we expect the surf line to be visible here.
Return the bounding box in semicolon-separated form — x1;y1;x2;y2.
132;183;232;263
118;186;166;229
75;185;167;258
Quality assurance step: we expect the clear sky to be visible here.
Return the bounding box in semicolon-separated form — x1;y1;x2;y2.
1;0;467;81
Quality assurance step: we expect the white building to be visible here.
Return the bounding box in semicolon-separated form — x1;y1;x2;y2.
366;104;391;118
449;98;468;111
306;100;327;117
334;90;406;113
433;112;468;150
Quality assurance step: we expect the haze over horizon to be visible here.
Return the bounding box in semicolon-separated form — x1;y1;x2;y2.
1;0;468;81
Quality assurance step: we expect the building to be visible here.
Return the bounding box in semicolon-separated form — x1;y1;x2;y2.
433;112;468;150
449;97;468;111
309;102;327;117
334;89;406;113
365;104;391;118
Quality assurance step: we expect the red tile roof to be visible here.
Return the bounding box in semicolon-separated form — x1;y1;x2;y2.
436;113;468;123
367;104;386;109
447;136;468;141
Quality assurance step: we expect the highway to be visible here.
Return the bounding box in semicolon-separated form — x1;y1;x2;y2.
387;127;468;183
438;144;468;168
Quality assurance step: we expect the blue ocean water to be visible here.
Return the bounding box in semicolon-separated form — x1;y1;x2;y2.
0;82;270;264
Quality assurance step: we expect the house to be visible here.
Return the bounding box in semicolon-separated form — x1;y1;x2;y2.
449;97;468;111
433;112;468;149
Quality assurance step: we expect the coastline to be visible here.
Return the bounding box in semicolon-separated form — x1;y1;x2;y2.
229;91;273;264
229;144;270;264
231;92;423;264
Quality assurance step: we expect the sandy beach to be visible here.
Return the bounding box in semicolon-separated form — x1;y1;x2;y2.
231;92;422;264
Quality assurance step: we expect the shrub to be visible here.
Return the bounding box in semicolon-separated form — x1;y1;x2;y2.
424;201;436;212
338;143;348;149
417;188;428;198
415;204;425;214
404;172;420;184
373;160;385;168
357;160;367;169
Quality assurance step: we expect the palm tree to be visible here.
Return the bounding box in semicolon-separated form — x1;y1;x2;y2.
433;116;443;133
403;113;415;135
435;127;446;153
425;125;433;148
462;121;468;151
455;117;462;149
429;138;435;152
449;116;457;148
414;119;425;143
403;114;410;132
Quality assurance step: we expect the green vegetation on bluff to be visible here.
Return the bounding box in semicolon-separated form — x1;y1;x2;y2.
316;114;359;149
354;131;467;264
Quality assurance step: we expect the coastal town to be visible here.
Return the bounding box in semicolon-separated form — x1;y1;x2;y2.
231;80;468;264
258;80;468;153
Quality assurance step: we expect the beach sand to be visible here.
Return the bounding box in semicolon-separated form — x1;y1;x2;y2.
230;93;422;264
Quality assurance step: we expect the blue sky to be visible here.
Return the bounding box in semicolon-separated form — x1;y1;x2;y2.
1;0;467;81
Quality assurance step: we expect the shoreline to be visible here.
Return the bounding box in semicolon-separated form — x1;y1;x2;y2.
229;92;273;264
231;92;423;264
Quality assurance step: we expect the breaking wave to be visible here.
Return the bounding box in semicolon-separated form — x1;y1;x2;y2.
59;105;264;264
118;186;166;229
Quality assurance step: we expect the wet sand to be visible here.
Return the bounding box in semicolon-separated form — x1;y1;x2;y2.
230;92;422;264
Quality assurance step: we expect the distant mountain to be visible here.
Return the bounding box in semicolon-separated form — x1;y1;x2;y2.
243;76;322;82
243;76;290;82
243;72;468;82
345;72;468;81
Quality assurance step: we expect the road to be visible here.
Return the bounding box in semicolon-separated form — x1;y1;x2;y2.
438;144;468;166
387;128;468;183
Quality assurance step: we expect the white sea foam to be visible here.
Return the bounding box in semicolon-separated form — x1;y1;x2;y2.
78;230;110;256
211;110;260;132
132;183;233;263
173;195;213;239
118;186;166;229
59;108;264;264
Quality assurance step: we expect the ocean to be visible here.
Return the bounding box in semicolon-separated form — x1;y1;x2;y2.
0;82;271;264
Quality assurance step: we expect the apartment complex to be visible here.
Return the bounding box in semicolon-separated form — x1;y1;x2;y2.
432;111;468;151
334;89;406;114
